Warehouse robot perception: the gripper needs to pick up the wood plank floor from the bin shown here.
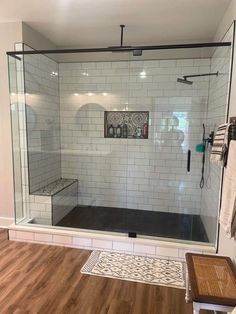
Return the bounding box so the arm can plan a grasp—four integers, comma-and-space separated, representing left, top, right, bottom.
0, 229, 214, 314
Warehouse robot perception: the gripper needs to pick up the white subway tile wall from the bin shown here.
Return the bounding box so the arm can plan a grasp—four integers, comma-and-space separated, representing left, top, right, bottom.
59, 59, 210, 214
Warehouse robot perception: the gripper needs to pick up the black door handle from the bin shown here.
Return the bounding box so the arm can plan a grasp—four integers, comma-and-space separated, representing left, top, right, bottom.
187, 149, 191, 172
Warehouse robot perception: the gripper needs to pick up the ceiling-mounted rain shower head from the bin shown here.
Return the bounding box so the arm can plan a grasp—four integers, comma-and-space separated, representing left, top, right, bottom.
109, 25, 143, 56
108, 25, 131, 52
177, 77, 193, 85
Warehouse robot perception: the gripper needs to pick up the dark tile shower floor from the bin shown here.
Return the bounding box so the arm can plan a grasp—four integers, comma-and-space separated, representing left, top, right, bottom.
57, 206, 209, 242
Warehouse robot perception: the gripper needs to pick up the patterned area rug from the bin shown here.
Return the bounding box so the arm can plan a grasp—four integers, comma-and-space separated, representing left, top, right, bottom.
81, 251, 186, 289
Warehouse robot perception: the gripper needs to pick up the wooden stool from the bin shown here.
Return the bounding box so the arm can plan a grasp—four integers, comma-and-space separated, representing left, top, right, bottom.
185, 253, 236, 314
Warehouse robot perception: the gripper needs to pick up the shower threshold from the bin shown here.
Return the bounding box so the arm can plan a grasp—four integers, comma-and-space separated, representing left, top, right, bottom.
56, 206, 209, 243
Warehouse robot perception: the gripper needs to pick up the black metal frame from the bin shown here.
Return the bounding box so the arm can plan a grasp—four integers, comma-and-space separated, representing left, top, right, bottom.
6, 41, 231, 57
120, 24, 125, 47
183, 72, 219, 80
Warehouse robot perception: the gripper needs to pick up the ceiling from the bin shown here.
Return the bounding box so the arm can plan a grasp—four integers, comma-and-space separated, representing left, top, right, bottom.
0, 0, 231, 47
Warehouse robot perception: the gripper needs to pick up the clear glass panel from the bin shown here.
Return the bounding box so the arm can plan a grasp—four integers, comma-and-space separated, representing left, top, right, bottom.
23, 47, 60, 195
9, 43, 232, 246
201, 41, 232, 243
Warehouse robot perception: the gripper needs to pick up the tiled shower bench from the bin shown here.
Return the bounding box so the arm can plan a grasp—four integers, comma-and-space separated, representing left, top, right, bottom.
29, 178, 78, 225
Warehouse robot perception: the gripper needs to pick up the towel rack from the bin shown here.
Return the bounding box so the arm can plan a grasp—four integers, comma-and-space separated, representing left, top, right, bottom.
229, 117, 236, 142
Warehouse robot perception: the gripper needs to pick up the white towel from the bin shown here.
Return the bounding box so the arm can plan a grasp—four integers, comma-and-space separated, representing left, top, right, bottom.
210, 123, 230, 166
219, 140, 236, 238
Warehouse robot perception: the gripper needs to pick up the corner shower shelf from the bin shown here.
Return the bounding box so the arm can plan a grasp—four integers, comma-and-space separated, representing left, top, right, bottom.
30, 178, 78, 226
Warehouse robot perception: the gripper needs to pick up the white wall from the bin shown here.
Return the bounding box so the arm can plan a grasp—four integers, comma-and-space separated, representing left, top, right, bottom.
214, 0, 236, 264
214, 0, 236, 41
0, 22, 23, 225
22, 22, 57, 51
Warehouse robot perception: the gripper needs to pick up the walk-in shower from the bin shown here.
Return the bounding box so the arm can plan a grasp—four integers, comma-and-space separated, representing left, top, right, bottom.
7, 35, 233, 247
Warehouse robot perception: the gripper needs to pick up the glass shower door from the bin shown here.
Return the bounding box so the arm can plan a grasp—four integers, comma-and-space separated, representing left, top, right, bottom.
125, 56, 210, 242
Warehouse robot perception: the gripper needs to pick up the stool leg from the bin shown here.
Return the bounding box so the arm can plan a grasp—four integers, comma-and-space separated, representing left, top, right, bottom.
193, 302, 200, 314
185, 270, 190, 302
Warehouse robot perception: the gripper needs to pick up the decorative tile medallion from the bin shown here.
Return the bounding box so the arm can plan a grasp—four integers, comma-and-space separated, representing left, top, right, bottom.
81, 251, 186, 289
104, 111, 149, 139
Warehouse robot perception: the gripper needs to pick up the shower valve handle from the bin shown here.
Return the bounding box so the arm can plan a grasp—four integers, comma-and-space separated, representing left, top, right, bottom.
187, 149, 191, 172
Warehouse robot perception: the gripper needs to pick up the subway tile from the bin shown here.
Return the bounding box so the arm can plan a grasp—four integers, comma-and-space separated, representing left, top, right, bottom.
134, 244, 156, 255
73, 237, 92, 247
113, 241, 134, 252
178, 249, 202, 259
16, 231, 34, 241
53, 235, 72, 245
155, 246, 179, 258
8, 230, 16, 239
34, 233, 53, 243
92, 239, 112, 249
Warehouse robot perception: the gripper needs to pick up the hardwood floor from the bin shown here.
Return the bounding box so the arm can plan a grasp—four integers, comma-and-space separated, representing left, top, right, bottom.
0, 229, 213, 314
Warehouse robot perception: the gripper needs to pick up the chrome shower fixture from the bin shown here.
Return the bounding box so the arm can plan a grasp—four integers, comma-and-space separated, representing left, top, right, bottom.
177, 71, 219, 85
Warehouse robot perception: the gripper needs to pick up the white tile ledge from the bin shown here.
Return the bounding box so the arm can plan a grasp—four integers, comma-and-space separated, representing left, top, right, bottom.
8, 223, 216, 255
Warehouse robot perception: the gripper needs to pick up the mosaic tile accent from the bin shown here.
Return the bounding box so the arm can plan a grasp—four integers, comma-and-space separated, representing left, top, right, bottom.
81, 250, 186, 289
33, 178, 78, 196
104, 111, 149, 139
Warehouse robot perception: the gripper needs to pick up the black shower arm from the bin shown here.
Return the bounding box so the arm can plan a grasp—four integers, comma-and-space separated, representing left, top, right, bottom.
183, 72, 219, 80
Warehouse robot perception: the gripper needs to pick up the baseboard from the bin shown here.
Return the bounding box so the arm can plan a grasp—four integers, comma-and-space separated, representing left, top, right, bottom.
0, 217, 14, 228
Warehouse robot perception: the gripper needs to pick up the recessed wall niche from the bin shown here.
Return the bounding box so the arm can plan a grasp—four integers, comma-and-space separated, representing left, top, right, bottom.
104, 111, 149, 139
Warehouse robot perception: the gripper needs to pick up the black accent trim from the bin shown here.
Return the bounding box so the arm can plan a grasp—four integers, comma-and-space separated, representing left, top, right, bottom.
8, 54, 21, 61
187, 150, 191, 172
120, 24, 125, 47
6, 42, 231, 56
128, 232, 137, 238
183, 72, 218, 80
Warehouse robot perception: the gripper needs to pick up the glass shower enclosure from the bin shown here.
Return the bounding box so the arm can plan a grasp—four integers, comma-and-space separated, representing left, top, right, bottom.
8, 39, 233, 247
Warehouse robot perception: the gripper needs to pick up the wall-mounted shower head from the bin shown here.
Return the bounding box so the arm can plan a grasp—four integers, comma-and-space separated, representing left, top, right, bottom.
177, 77, 193, 85
177, 71, 219, 85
